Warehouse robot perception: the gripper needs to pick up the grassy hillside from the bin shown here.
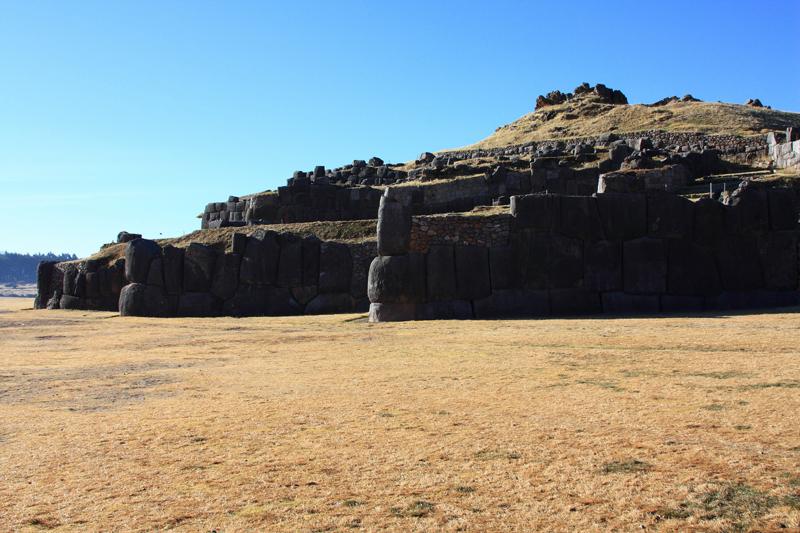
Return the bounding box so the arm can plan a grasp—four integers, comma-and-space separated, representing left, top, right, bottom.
456, 96, 800, 150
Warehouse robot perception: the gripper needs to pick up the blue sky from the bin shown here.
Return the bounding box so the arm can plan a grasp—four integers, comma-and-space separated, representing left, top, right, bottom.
1, 0, 798, 257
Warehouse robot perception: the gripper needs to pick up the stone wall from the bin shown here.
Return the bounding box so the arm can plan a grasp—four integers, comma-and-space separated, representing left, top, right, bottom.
36, 233, 377, 317
440, 130, 769, 161
368, 187, 800, 321
768, 130, 800, 169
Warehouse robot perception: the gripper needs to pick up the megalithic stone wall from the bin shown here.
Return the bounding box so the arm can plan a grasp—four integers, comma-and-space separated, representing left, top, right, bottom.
36, 232, 377, 317
367, 188, 800, 321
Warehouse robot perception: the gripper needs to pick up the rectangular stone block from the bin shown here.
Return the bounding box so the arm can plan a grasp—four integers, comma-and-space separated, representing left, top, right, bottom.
549, 288, 601, 315
584, 240, 622, 292
623, 238, 666, 294
427, 245, 456, 301
601, 292, 660, 314
455, 245, 490, 301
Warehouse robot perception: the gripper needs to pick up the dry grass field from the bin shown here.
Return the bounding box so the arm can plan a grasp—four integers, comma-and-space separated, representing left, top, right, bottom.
2, 297, 800, 532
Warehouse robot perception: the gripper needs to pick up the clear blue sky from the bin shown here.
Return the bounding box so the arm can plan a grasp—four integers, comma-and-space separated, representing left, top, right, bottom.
1, 0, 798, 257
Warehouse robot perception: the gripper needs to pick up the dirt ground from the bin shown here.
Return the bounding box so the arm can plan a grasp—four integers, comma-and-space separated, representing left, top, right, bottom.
1, 297, 799, 532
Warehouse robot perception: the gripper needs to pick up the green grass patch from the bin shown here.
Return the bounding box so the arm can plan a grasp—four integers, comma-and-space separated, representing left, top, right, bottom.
601, 459, 651, 474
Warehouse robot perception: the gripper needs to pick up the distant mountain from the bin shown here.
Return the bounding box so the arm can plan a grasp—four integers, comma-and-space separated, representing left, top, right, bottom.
0, 252, 77, 284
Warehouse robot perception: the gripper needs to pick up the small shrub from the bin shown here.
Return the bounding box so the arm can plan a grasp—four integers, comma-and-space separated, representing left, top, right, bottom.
602, 459, 651, 474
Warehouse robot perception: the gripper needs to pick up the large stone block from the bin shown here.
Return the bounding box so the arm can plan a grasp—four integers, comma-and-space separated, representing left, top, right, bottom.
239, 231, 280, 285
377, 195, 411, 255
758, 231, 798, 290
368, 302, 417, 322
725, 187, 769, 234
301, 236, 321, 286
162, 245, 184, 295
510, 193, 560, 231
455, 245, 491, 301
714, 236, 763, 291
768, 188, 798, 230
146, 258, 164, 287
277, 233, 303, 287
265, 287, 302, 316
319, 242, 353, 293
549, 289, 601, 315
666, 239, 720, 296
368, 254, 426, 304
416, 300, 473, 320
693, 198, 725, 245
660, 295, 705, 313
124, 238, 161, 283
34, 261, 56, 309
304, 293, 355, 315
426, 245, 456, 301
522, 232, 583, 290
549, 234, 584, 288
177, 292, 220, 317
596, 193, 646, 241
601, 292, 660, 314
183, 243, 217, 292
623, 238, 666, 294
60, 294, 82, 310
647, 192, 694, 239
489, 246, 517, 290
558, 195, 605, 241
473, 289, 549, 318
223, 285, 268, 316
211, 253, 241, 300
118, 283, 169, 317
584, 240, 622, 292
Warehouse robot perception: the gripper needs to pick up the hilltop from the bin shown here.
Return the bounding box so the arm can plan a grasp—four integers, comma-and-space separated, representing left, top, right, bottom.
458, 83, 800, 150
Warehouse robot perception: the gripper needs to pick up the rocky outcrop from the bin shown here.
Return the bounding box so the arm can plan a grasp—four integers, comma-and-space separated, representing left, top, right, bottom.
535, 83, 627, 110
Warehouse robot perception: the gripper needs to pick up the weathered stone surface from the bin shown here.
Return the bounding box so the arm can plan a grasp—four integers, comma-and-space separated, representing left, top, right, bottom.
291, 285, 318, 306
319, 242, 353, 293
301, 236, 321, 286
623, 238, 666, 294
60, 294, 82, 310
84, 272, 101, 299
34, 261, 56, 309
239, 231, 280, 285
183, 243, 216, 292
714, 236, 763, 291
510, 194, 560, 231
426, 245, 456, 301
377, 195, 411, 255
758, 231, 798, 290
455, 245, 490, 300
265, 287, 302, 316
473, 289, 549, 318
660, 295, 705, 312
601, 292, 660, 314
725, 187, 769, 234
549, 289, 601, 315
146, 258, 164, 287
124, 239, 161, 283
706, 290, 798, 311
368, 254, 426, 304
305, 293, 354, 315
768, 189, 797, 230
211, 253, 241, 300
231, 232, 248, 255
162, 245, 184, 295
667, 240, 720, 296
647, 193, 694, 238
74, 272, 86, 298
596, 193, 646, 241
223, 285, 268, 316
693, 198, 725, 245
62, 265, 78, 296
368, 302, 417, 322
416, 300, 473, 320
558, 195, 605, 241
177, 292, 220, 317
117, 231, 142, 243
522, 232, 583, 290
118, 283, 169, 317
488, 246, 516, 290
584, 240, 622, 292
277, 233, 303, 287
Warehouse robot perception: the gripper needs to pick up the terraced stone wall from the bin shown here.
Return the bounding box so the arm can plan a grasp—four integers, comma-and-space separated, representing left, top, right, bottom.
368, 187, 800, 321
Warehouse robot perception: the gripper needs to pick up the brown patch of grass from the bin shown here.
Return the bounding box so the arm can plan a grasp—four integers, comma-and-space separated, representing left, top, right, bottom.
455, 98, 800, 150
2, 298, 800, 530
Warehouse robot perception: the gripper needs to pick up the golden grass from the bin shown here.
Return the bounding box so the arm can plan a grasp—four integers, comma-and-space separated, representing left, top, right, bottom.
85, 219, 379, 265
455, 100, 800, 151
2, 297, 800, 532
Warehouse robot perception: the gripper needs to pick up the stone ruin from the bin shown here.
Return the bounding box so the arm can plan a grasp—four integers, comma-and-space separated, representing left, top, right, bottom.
34, 87, 800, 321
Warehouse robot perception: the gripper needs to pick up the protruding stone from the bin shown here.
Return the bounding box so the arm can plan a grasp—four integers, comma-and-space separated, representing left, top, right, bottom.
377, 194, 411, 256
